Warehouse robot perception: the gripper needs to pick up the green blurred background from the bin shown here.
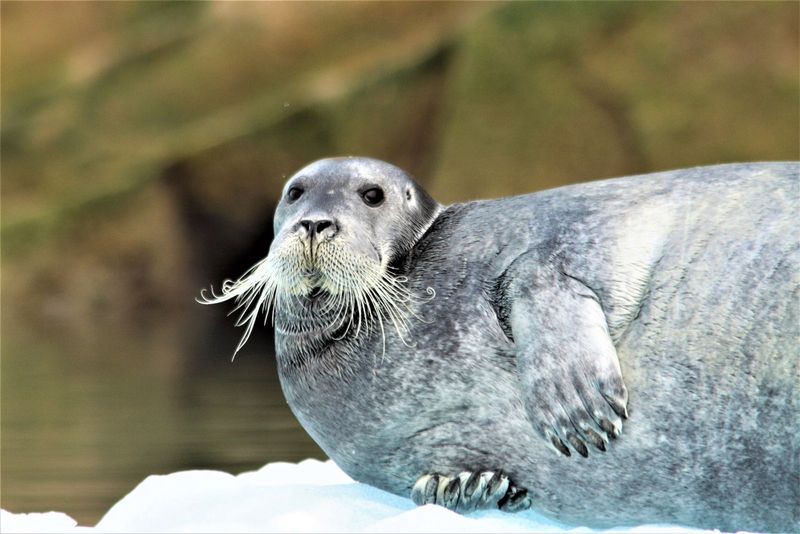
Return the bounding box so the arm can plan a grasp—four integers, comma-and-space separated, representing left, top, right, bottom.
2, 1, 798, 525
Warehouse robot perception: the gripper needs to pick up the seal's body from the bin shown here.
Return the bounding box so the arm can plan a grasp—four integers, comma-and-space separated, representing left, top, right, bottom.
204, 160, 798, 532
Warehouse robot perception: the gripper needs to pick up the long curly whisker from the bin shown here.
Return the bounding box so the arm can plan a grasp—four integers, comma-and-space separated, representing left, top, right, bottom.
198, 236, 435, 360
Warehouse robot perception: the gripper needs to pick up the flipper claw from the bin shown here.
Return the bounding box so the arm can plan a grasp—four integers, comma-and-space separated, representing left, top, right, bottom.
410, 470, 529, 514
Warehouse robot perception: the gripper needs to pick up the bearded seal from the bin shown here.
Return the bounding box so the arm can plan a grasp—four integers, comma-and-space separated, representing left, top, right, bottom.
200, 158, 799, 532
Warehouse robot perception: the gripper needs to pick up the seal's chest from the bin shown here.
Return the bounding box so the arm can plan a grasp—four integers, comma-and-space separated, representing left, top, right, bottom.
274, 284, 518, 485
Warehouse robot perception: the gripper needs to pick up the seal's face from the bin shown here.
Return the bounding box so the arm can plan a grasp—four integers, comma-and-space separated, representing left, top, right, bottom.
270, 157, 437, 297
199, 157, 440, 354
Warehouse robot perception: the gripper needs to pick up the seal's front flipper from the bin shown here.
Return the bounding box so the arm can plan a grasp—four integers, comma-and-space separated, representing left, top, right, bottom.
410, 471, 531, 513
504, 255, 628, 457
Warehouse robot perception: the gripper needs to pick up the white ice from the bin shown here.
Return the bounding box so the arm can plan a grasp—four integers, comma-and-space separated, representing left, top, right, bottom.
1, 459, 726, 533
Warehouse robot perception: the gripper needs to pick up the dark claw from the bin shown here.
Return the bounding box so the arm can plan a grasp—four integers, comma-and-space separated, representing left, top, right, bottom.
567, 432, 589, 457
462, 471, 481, 499
456, 472, 484, 512
441, 477, 461, 509
600, 418, 620, 439
483, 472, 510, 507
603, 393, 629, 419
411, 474, 440, 506
497, 485, 516, 509
500, 487, 532, 512
485, 472, 504, 496
551, 435, 572, 456
583, 427, 607, 451
424, 474, 440, 504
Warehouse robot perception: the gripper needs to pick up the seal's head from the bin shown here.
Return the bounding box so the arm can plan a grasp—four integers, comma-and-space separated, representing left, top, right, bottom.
199, 157, 440, 354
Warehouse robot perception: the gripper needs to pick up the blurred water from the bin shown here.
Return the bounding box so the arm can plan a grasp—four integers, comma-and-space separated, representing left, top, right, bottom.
0, 315, 324, 525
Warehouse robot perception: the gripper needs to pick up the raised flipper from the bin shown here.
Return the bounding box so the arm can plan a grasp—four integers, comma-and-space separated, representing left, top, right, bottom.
410, 471, 532, 513
503, 252, 629, 457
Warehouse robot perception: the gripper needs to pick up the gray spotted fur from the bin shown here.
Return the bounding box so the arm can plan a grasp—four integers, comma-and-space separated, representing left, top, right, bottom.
261, 159, 798, 531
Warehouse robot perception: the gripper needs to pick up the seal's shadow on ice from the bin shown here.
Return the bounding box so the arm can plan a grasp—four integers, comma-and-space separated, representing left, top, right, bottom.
201, 158, 799, 532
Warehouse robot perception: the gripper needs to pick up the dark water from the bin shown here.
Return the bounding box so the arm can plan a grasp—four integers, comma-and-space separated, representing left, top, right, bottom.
0, 315, 324, 525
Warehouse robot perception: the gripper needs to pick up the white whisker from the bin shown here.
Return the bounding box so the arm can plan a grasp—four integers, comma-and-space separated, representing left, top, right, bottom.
198, 235, 435, 360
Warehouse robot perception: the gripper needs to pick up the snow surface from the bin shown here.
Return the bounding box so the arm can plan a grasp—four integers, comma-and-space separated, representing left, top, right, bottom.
1, 459, 727, 533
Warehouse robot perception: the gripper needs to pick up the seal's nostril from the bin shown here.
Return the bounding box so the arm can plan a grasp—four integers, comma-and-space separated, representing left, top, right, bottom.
299, 220, 312, 233
315, 220, 333, 234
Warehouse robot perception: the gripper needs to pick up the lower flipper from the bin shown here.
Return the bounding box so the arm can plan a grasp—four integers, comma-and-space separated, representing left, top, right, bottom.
410, 471, 532, 513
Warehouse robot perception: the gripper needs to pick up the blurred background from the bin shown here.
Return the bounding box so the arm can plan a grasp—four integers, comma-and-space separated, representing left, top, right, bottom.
2, 1, 798, 525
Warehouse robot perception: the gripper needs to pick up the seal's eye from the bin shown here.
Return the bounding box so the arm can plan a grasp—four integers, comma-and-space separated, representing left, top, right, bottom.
286, 187, 304, 203
361, 187, 384, 207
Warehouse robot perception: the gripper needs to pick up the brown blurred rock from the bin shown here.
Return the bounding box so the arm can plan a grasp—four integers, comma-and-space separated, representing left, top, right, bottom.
431, 2, 800, 201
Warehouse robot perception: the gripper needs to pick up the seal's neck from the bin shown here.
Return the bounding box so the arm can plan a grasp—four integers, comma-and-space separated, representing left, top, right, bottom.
273, 292, 373, 382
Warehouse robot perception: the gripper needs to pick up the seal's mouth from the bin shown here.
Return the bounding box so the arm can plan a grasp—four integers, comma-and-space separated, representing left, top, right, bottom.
198, 233, 433, 358
299, 264, 332, 300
